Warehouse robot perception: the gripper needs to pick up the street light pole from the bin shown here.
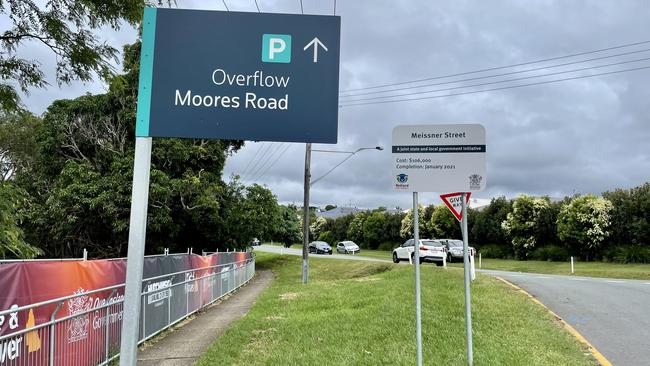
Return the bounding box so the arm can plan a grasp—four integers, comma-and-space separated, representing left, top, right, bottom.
301, 145, 382, 284
302, 143, 312, 284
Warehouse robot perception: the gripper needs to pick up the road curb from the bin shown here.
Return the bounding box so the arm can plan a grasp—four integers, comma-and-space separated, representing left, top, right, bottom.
495, 276, 613, 366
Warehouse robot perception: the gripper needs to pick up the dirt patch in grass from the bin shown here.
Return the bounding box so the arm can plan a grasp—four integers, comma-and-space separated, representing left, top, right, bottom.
279, 292, 299, 300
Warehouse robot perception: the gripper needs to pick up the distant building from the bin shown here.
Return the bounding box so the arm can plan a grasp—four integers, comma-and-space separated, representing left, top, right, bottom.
315, 206, 363, 219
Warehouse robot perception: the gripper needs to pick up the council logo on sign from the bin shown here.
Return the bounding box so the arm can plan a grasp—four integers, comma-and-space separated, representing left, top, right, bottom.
262, 34, 292, 63
469, 174, 482, 190
397, 173, 408, 183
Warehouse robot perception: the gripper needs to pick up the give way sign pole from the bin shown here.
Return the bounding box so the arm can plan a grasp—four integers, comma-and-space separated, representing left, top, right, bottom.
440, 191, 474, 361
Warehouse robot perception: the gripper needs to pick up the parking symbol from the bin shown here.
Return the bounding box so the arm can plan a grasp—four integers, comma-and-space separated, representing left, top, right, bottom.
262, 34, 291, 63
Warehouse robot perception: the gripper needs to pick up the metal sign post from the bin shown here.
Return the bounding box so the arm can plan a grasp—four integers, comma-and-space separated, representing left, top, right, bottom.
461, 193, 474, 365
119, 137, 152, 365
413, 192, 422, 366
392, 124, 485, 366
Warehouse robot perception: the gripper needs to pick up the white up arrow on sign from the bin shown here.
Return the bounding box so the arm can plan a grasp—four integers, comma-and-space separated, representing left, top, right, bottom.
303, 37, 328, 62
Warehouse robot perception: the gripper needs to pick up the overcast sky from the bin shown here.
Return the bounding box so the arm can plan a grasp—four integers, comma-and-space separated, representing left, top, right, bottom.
16, 0, 650, 209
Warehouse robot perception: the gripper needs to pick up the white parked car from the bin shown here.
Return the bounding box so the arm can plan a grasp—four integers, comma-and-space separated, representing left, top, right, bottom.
392, 239, 446, 266
336, 241, 360, 254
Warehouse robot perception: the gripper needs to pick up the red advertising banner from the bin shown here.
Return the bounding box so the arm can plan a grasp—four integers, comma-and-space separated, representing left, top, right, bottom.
0, 251, 252, 365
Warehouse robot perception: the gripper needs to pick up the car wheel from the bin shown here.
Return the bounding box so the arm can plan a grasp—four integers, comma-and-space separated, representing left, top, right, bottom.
447, 254, 453, 263
436, 261, 443, 267
392, 252, 399, 263
345, 250, 349, 254
329, 252, 332, 255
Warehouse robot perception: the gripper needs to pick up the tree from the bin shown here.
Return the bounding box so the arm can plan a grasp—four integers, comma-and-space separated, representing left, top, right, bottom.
557, 195, 613, 260
0, 111, 40, 181
0, 182, 41, 258
400, 205, 426, 239
310, 216, 327, 240
428, 205, 461, 239
272, 205, 302, 248
329, 214, 354, 242
362, 211, 386, 249
469, 196, 512, 246
0, 0, 146, 111
13, 41, 244, 258
603, 183, 650, 248
324, 204, 337, 211
346, 212, 367, 244
501, 195, 551, 259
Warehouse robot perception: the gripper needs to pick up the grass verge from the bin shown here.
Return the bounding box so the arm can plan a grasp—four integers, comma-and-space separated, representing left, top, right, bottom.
197, 252, 596, 366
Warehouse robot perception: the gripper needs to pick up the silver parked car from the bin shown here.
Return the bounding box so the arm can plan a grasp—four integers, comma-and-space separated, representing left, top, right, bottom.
336, 241, 360, 254
439, 239, 475, 263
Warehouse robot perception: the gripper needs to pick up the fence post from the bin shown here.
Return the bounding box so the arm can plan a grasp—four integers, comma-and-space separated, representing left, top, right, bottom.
479, 253, 482, 269
571, 256, 575, 274
49, 301, 64, 366
83, 248, 88, 260
105, 290, 116, 363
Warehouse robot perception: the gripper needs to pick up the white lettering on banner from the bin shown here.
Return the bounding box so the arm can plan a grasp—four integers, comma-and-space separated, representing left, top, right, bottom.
268, 38, 286, 60
185, 272, 197, 293
0, 337, 22, 362
211, 69, 290, 88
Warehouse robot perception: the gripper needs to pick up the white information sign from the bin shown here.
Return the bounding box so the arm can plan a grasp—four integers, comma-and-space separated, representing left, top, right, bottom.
392, 124, 486, 192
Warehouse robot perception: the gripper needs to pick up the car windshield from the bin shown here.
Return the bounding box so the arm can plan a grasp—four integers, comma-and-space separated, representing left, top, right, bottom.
421, 240, 442, 246
344, 242, 356, 247
448, 240, 463, 247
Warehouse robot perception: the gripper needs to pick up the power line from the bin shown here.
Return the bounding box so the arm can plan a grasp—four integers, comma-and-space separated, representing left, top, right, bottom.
254, 0, 261, 12
242, 142, 274, 180
252, 143, 294, 181
221, 0, 229, 11
333, 0, 337, 15
245, 143, 285, 181
239, 142, 266, 179
338, 65, 650, 107
300, 0, 304, 14
340, 56, 650, 103
339, 40, 650, 93
339, 48, 650, 98
249, 143, 287, 182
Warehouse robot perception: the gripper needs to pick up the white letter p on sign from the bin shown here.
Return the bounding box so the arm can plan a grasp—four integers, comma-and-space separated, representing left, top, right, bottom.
269, 38, 286, 59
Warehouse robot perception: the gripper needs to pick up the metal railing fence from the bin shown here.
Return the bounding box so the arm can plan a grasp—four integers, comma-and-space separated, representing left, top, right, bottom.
0, 255, 255, 366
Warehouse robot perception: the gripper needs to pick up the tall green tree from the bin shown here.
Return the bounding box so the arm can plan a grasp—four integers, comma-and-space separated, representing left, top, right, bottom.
469, 196, 512, 246
0, 182, 41, 258
501, 195, 551, 259
0, 0, 147, 111
428, 204, 461, 239
400, 205, 425, 240
603, 183, 650, 247
346, 212, 367, 244
0, 111, 40, 181
271, 205, 302, 248
557, 195, 613, 260
14, 41, 244, 258
362, 211, 386, 249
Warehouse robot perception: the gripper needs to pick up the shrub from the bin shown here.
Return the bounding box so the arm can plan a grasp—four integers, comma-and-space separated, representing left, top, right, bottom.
532, 245, 569, 261
378, 241, 398, 251
604, 246, 650, 264
478, 244, 512, 259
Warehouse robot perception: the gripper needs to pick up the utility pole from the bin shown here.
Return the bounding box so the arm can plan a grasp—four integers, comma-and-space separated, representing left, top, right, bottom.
302, 143, 312, 284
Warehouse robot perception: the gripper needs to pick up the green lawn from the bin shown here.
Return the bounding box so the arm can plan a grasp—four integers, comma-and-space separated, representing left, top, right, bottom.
457, 258, 650, 280
197, 252, 596, 366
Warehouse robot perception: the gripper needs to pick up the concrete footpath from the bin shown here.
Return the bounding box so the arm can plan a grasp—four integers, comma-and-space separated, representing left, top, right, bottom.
137, 270, 274, 366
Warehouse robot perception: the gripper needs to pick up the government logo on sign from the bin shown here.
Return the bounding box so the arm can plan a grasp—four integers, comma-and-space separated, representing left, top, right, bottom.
397, 173, 408, 183
261, 34, 292, 63
469, 174, 482, 190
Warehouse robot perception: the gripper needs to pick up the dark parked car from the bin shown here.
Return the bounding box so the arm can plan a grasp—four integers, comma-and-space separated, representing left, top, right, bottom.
309, 241, 333, 254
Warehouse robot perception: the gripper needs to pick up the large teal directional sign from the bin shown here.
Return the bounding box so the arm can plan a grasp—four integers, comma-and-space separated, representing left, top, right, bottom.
136, 8, 340, 143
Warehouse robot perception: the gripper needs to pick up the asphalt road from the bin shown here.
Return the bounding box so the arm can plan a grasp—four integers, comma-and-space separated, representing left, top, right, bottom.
254, 244, 391, 262
256, 245, 650, 365
484, 270, 650, 366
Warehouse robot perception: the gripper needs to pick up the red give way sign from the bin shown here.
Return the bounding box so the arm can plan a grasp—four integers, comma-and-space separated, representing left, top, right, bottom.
440, 192, 471, 221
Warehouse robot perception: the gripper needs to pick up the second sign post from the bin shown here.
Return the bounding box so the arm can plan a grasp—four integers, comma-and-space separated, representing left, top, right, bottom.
392, 124, 486, 366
